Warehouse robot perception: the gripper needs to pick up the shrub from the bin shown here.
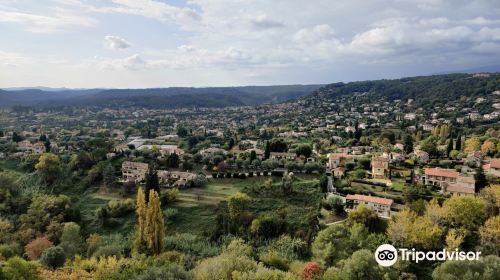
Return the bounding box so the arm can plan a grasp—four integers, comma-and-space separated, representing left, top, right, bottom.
260, 250, 289, 271
248, 172, 254, 177
25, 236, 53, 260
0, 243, 22, 260
40, 246, 66, 269
161, 188, 179, 205
92, 245, 123, 258
2, 256, 41, 280
226, 173, 232, 178
301, 262, 322, 280
107, 199, 135, 217
164, 208, 179, 220
133, 264, 192, 280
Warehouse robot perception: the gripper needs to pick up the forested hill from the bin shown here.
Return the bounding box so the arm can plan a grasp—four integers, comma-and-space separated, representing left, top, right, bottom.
303, 73, 500, 110
0, 85, 322, 108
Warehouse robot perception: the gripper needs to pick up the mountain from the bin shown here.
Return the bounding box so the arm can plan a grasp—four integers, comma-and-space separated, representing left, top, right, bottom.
0, 85, 322, 108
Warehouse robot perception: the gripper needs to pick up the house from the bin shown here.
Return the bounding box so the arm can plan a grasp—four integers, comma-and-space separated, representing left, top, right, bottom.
243, 148, 265, 160
200, 147, 227, 156
17, 140, 46, 155
327, 153, 351, 169
122, 161, 149, 182
158, 170, 196, 187
488, 159, 500, 177
423, 168, 476, 194
345, 194, 393, 218
270, 152, 296, 160
466, 151, 483, 167
413, 150, 429, 163
371, 157, 390, 179
332, 167, 345, 179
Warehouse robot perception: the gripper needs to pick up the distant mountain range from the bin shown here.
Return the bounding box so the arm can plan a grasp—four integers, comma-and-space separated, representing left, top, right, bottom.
0, 85, 322, 108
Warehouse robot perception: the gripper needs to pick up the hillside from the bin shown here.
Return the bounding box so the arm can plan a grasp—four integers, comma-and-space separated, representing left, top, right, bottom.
0, 84, 322, 108
303, 73, 500, 113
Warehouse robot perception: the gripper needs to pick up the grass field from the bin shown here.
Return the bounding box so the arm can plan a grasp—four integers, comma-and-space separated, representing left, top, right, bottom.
74, 174, 322, 237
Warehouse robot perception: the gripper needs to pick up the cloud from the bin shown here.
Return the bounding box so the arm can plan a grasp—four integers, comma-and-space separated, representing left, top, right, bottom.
293, 24, 336, 44
250, 15, 285, 30
98, 0, 200, 27
0, 8, 96, 32
104, 35, 131, 50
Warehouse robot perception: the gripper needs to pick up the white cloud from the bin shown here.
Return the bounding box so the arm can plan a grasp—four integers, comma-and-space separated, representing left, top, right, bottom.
104, 35, 131, 50
0, 8, 96, 32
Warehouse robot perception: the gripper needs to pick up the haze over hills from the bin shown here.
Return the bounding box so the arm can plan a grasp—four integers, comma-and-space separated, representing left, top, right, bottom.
0, 85, 322, 108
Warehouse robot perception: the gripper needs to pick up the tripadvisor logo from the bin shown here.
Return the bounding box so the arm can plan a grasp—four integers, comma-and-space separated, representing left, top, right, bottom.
375, 244, 482, 267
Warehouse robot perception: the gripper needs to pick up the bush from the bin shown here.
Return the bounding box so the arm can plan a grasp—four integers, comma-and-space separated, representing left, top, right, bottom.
259, 250, 289, 271
164, 208, 179, 220
2, 256, 40, 280
92, 245, 123, 258
161, 188, 179, 205
0, 243, 22, 259
226, 173, 232, 178
107, 199, 135, 217
40, 246, 66, 269
133, 264, 192, 280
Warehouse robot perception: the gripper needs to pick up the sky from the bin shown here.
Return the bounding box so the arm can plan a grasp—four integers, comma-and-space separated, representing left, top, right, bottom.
1, 0, 500, 88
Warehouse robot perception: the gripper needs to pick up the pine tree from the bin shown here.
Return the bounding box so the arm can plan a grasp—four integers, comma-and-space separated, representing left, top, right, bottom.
133, 187, 148, 254
145, 190, 165, 255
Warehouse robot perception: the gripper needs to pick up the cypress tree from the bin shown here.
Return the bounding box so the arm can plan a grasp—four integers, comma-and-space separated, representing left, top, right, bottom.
144, 167, 159, 203
474, 166, 488, 193
264, 141, 270, 160
145, 190, 165, 255
455, 133, 462, 151
446, 138, 454, 158
133, 187, 147, 254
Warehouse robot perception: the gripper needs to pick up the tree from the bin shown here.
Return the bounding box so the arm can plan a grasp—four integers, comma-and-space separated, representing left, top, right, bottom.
12, 131, 23, 142
59, 222, 83, 259
296, 145, 313, 158
301, 262, 322, 280
319, 175, 328, 193
446, 138, 454, 158
176, 126, 188, 137
481, 141, 496, 156
464, 137, 481, 154
39, 246, 66, 269
35, 153, 61, 184
455, 133, 462, 151
479, 216, 500, 255
133, 187, 148, 254
25, 237, 53, 260
166, 153, 180, 168
103, 164, 116, 187
281, 172, 294, 194
404, 134, 414, 154
432, 255, 500, 280
442, 196, 486, 237
475, 166, 488, 192
145, 190, 165, 255
327, 249, 383, 280
347, 204, 382, 233
192, 174, 208, 188
264, 141, 270, 160
144, 167, 159, 203
311, 224, 349, 266
269, 139, 288, 152
1, 256, 41, 280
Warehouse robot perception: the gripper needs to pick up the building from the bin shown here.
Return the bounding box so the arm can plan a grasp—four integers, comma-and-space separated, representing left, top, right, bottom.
371, 157, 390, 179
487, 159, 500, 177
158, 170, 196, 187
424, 168, 476, 195
327, 153, 350, 169
270, 152, 296, 160
345, 194, 393, 218
122, 161, 149, 182
17, 140, 46, 155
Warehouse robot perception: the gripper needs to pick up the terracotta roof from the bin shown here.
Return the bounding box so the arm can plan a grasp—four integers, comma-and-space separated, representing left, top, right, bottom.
346, 194, 393, 206
425, 168, 459, 178
446, 184, 475, 194
372, 156, 390, 162
329, 153, 350, 159
491, 159, 500, 169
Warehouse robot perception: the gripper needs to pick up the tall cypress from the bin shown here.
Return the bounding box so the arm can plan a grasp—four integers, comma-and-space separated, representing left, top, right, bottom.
264, 141, 270, 160
133, 187, 147, 254
145, 190, 165, 255
455, 133, 462, 151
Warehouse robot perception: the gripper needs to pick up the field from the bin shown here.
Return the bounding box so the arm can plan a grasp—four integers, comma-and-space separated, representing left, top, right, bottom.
75, 175, 323, 238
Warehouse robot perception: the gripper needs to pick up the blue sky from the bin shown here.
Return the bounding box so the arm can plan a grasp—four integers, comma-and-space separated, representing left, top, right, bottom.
1, 0, 500, 88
